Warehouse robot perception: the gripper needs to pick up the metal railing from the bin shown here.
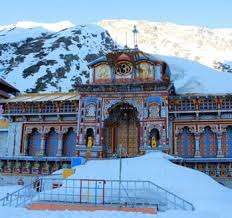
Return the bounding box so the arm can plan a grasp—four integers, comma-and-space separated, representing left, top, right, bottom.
0, 178, 194, 211
0, 179, 41, 207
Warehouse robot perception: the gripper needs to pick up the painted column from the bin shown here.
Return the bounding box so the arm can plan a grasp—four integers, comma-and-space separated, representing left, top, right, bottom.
57, 131, 64, 157
174, 134, 178, 155
22, 133, 28, 155
216, 133, 224, 157
194, 132, 201, 157
76, 98, 82, 145
39, 132, 46, 156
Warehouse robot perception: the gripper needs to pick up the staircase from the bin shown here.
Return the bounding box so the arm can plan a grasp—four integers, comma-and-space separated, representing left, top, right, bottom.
0, 178, 194, 212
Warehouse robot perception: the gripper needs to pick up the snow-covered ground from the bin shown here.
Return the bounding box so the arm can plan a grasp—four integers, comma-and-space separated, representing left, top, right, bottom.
69, 152, 232, 218
0, 152, 231, 218
0, 207, 218, 218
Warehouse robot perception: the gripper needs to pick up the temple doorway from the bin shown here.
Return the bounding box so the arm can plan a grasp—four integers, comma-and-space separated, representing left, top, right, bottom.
86, 128, 94, 149
104, 102, 140, 157
149, 128, 160, 149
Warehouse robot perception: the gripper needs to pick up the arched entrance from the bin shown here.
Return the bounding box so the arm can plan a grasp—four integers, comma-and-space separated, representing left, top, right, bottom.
86, 128, 94, 149
104, 102, 140, 157
149, 128, 160, 149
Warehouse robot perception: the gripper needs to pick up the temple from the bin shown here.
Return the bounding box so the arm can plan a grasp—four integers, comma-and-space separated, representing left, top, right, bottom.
0, 48, 232, 179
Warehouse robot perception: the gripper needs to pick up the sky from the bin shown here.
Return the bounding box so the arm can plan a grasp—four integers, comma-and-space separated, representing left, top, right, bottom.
0, 0, 232, 28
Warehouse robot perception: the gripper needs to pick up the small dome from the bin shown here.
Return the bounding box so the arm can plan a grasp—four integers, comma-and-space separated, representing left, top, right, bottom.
116, 53, 131, 62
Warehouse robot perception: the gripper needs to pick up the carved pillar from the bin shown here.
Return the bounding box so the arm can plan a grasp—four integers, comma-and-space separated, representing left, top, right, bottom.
39, 132, 46, 156
57, 131, 64, 157
216, 133, 224, 157
174, 133, 178, 155
194, 132, 201, 157
22, 133, 28, 155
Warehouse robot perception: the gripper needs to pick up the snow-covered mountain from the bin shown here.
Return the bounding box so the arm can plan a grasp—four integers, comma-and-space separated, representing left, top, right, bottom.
100, 19, 232, 70
0, 19, 232, 94
0, 21, 116, 92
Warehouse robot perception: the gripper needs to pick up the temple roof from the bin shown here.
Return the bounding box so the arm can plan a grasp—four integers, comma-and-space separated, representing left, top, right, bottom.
1, 92, 79, 103
0, 78, 20, 98
89, 48, 166, 67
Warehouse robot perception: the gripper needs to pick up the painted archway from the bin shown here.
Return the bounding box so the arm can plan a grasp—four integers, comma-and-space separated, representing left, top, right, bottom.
103, 102, 140, 157
45, 127, 58, 156
27, 128, 41, 156
177, 127, 195, 157
149, 128, 160, 149
199, 126, 217, 157
222, 126, 232, 157
85, 128, 94, 149
63, 128, 76, 156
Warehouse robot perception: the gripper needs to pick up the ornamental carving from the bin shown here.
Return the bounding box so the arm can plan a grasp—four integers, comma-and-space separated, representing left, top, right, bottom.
115, 61, 133, 76
62, 126, 77, 133
174, 125, 196, 136
24, 126, 43, 134
85, 104, 96, 118
198, 124, 218, 133
148, 104, 160, 118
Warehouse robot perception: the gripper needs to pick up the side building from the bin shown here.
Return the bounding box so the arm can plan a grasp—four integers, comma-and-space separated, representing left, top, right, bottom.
0, 78, 19, 162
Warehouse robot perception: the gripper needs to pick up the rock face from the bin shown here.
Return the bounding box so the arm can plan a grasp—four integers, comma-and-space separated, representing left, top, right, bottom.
0, 23, 116, 92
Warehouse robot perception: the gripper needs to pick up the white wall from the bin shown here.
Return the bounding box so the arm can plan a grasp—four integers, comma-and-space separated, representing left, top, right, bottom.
0, 130, 8, 156
7, 122, 23, 156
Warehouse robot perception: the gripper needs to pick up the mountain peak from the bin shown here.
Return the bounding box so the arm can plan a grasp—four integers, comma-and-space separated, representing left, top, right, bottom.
0, 20, 75, 32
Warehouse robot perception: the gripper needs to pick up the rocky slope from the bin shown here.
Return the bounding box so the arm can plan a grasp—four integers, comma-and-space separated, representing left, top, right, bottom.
0, 21, 116, 92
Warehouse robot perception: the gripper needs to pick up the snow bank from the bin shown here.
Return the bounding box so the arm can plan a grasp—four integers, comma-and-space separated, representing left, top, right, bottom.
157, 54, 232, 94
0, 152, 230, 218
69, 152, 232, 218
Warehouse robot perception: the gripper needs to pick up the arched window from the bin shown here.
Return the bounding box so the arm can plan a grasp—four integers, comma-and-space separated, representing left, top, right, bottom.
222, 126, 232, 157
63, 128, 76, 156
177, 127, 195, 157
45, 128, 58, 156
27, 128, 41, 156
200, 126, 217, 157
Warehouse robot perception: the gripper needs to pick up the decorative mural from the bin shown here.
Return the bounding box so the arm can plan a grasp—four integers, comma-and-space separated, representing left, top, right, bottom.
95, 64, 111, 82
137, 62, 153, 80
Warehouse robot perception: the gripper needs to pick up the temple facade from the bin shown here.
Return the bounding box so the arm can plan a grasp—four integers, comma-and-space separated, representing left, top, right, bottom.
0, 48, 232, 179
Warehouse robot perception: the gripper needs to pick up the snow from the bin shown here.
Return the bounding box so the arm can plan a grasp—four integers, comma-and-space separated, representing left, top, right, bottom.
0, 185, 22, 199
0, 20, 74, 32
1, 19, 232, 94
100, 19, 232, 69
0, 21, 74, 43
155, 54, 232, 94
15, 21, 75, 32
0, 152, 231, 218
67, 152, 232, 218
